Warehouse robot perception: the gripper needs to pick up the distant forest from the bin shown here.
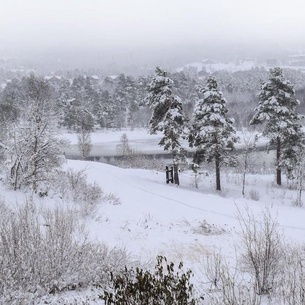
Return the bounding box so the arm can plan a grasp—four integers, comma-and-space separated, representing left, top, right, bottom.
1, 67, 305, 132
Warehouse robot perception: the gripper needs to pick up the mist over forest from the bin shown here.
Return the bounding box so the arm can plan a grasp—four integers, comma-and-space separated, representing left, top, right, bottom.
0, 40, 303, 75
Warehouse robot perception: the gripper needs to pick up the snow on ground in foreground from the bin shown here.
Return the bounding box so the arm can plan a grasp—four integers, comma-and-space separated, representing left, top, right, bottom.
2, 158, 305, 303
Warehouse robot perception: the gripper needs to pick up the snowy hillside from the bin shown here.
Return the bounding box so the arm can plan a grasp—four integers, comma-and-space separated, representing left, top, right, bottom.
2, 157, 305, 303
66, 160, 305, 256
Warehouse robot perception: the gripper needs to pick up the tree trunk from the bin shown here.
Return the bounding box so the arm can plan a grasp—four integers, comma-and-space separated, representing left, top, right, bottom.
242, 171, 246, 196
276, 137, 281, 186
33, 134, 39, 193
242, 153, 247, 196
215, 155, 221, 191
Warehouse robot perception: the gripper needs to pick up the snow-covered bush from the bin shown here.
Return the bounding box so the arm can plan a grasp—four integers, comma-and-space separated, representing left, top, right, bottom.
0, 201, 129, 303
55, 168, 104, 216
192, 220, 225, 236
66, 169, 102, 205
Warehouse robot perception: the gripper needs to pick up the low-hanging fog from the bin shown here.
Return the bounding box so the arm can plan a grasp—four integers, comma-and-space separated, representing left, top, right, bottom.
0, 0, 305, 73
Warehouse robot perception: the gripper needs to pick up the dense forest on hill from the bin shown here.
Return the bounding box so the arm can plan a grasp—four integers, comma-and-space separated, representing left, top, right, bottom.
1, 68, 305, 132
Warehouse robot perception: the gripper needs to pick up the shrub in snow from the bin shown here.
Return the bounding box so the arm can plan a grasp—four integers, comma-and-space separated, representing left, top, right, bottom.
101, 255, 196, 305
204, 253, 260, 305
276, 244, 305, 305
237, 208, 283, 295
0, 201, 129, 302
115, 150, 165, 170
56, 168, 104, 216
66, 168, 102, 205
248, 188, 260, 201
103, 192, 121, 205
53, 168, 121, 215
192, 220, 225, 236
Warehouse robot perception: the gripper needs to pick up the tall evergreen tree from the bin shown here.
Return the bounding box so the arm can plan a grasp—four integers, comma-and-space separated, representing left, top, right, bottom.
250, 67, 304, 185
145, 67, 188, 185
189, 76, 237, 191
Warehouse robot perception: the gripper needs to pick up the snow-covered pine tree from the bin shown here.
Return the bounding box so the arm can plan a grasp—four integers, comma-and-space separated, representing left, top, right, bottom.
250, 67, 304, 185
145, 67, 188, 185
189, 76, 237, 191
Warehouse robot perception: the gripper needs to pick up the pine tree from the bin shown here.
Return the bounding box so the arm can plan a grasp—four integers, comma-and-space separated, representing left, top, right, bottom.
146, 67, 188, 185
250, 67, 304, 185
189, 76, 237, 191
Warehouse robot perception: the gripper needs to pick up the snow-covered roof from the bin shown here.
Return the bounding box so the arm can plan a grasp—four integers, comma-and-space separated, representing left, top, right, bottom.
89, 75, 99, 80
45, 76, 62, 81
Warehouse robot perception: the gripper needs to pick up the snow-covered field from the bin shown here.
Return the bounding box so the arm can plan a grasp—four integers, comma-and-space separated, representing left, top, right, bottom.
62, 129, 166, 158
2, 129, 305, 304
65, 159, 305, 259
61, 128, 269, 158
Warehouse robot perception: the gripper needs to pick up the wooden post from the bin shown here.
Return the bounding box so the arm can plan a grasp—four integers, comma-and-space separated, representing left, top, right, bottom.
215, 155, 221, 191
166, 166, 174, 184
173, 163, 180, 186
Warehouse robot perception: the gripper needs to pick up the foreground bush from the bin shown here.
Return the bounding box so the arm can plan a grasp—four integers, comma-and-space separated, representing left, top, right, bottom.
204, 253, 260, 305
0, 201, 128, 303
238, 208, 283, 295
101, 255, 196, 305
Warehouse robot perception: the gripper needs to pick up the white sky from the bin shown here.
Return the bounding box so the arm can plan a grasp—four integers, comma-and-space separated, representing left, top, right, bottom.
0, 0, 304, 50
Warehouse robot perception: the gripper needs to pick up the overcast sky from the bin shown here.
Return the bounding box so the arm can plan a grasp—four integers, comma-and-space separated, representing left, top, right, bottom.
0, 0, 304, 54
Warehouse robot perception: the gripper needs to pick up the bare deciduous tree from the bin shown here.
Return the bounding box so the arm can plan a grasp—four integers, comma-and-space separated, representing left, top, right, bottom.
238, 130, 258, 196
77, 127, 92, 160
4, 75, 67, 192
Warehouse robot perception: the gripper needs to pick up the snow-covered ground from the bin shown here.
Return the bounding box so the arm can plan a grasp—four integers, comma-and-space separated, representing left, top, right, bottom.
66, 159, 305, 257
61, 128, 269, 158
62, 129, 166, 158
2, 129, 304, 303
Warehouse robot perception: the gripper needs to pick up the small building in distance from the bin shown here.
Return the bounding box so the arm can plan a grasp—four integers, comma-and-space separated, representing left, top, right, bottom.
288, 54, 305, 67
45, 75, 62, 86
